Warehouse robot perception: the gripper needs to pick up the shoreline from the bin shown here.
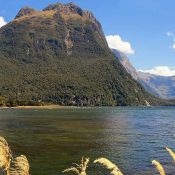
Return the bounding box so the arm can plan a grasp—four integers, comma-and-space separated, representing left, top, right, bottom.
1, 105, 73, 109
1, 105, 175, 110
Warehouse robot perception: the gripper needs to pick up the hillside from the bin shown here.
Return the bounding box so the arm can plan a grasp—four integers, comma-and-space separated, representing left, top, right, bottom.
0, 2, 166, 106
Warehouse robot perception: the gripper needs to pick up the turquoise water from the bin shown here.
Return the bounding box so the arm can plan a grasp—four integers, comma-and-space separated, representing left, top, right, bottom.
0, 107, 175, 175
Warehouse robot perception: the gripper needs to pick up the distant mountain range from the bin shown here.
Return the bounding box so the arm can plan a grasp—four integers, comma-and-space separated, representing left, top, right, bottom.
0, 2, 165, 106
112, 49, 175, 99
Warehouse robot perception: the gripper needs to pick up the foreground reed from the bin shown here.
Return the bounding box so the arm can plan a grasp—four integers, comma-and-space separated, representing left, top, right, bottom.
63, 157, 89, 175
152, 160, 165, 175
9, 155, 30, 175
166, 147, 175, 161
1, 136, 175, 175
0, 136, 11, 175
0, 136, 29, 175
64, 147, 175, 175
94, 158, 124, 175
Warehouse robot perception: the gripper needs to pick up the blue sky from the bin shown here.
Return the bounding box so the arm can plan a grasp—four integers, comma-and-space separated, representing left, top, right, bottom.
0, 0, 175, 75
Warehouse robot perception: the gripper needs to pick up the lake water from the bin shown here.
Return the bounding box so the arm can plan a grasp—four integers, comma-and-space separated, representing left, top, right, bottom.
0, 107, 175, 175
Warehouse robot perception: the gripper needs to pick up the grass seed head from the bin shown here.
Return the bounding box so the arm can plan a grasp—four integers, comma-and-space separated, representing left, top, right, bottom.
63, 157, 89, 175
10, 155, 30, 175
152, 160, 166, 175
0, 137, 11, 172
94, 158, 124, 175
166, 147, 175, 161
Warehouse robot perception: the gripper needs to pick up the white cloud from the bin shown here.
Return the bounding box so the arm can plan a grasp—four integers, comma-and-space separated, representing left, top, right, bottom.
0, 16, 7, 28
139, 66, 175, 76
106, 35, 135, 55
166, 31, 175, 50
166, 31, 174, 37
172, 43, 175, 49
171, 44, 175, 49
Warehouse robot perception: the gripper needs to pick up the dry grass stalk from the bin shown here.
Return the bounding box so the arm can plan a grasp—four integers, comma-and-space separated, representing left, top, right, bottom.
63, 157, 89, 175
94, 158, 124, 175
166, 147, 175, 161
9, 155, 30, 175
0, 137, 11, 175
152, 160, 166, 175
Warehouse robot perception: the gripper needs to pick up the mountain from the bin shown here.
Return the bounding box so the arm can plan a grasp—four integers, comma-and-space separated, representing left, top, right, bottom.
138, 72, 175, 99
0, 2, 166, 106
112, 49, 175, 99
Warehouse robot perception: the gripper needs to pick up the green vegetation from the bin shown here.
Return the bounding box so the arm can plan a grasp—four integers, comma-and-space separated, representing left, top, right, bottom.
0, 3, 172, 106
0, 96, 52, 107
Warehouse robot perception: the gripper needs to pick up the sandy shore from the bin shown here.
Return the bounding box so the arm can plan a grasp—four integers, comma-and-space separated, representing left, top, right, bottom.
1, 105, 73, 109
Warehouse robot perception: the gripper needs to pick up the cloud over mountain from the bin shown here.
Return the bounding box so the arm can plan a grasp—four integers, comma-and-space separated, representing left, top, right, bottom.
0, 16, 7, 28
106, 35, 135, 55
139, 66, 175, 76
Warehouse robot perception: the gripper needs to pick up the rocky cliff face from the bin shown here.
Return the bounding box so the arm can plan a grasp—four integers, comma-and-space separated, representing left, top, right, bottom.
0, 2, 164, 106
15, 7, 37, 19
112, 49, 138, 80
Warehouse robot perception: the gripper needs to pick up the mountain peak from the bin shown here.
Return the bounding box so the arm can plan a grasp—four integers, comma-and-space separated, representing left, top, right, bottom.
43, 2, 84, 16
15, 3, 98, 25
15, 7, 37, 19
